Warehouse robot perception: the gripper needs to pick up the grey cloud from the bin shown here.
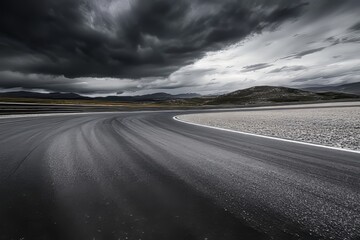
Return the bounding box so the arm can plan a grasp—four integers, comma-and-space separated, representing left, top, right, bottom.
291, 69, 360, 83
326, 36, 360, 45
269, 65, 307, 73
0, 0, 359, 94
242, 63, 273, 72
349, 21, 360, 31
0, 71, 139, 94
282, 47, 326, 60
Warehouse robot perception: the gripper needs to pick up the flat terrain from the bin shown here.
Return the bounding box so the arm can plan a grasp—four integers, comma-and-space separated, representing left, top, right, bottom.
0, 103, 359, 239
0, 102, 188, 115
178, 102, 360, 151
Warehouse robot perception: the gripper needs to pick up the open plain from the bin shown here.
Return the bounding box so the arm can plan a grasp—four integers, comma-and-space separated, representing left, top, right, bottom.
178, 102, 360, 151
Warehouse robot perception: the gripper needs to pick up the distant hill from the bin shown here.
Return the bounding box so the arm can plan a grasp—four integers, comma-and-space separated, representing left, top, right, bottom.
98, 92, 201, 102
173, 93, 201, 99
0, 91, 201, 102
1, 87, 357, 105
209, 86, 359, 105
303, 82, 360, 95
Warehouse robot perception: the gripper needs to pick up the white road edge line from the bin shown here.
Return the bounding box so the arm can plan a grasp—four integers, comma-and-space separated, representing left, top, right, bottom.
173, 116, 360, 154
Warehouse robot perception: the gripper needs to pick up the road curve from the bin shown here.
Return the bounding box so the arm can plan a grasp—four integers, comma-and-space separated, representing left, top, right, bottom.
0, 110, 359, 240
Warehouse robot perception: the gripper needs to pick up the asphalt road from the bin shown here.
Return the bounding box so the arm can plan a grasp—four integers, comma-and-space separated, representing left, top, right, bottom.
0, 110, 359, 240
0, 102, 128, 115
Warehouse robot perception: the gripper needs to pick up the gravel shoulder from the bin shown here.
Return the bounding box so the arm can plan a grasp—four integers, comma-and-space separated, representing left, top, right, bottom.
178, 103, 360, 151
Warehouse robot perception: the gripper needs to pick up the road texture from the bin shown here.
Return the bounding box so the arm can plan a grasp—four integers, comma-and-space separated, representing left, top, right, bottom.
0, 102, 127, 115
0, 108, 359, 239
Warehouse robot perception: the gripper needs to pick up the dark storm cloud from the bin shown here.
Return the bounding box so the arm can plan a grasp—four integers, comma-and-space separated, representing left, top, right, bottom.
0, 71, 84, 93
242, 63, 273, 72
0, 71, 140, 94
2, 0, 359, 94
0, 0, 309, 82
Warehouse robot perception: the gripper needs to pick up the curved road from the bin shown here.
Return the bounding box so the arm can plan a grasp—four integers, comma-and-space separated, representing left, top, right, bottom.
0, 110, 359, 239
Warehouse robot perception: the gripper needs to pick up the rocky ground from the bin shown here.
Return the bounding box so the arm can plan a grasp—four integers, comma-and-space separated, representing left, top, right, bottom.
178, 103, 360, 151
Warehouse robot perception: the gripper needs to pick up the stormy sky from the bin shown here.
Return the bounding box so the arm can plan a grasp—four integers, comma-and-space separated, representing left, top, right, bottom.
0, 0, 359, 95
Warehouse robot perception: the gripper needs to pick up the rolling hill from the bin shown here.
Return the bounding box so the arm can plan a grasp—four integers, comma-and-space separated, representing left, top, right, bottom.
208, 86, 359, 105
0, 86, 358, 106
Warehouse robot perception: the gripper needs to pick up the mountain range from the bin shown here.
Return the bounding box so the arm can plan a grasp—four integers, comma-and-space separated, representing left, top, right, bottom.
0, 83, 359, 105
0, 91, 201, 102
